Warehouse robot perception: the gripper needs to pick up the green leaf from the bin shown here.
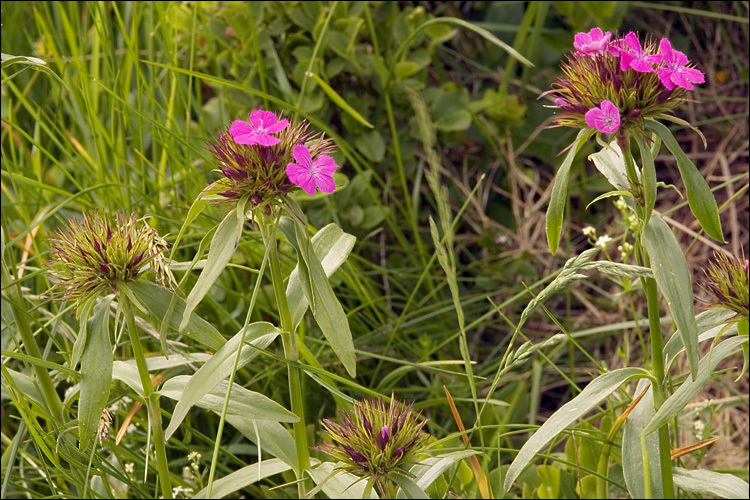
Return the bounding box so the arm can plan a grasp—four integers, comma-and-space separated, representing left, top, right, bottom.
308, 461, 379, 499
192, 459, 292, 499
405, 450, 480, 493
160, 375, 297, 422
644, 215, 699, 378
285, 222, 356, 328
355, 130, 386, 163
126, 281, 226, 351
641, 335, 746, 438
673, 467, 750, 499
622, 379, 663, 499
78, 295, 114, 452
537, 465, 561, 499
546, 129, 594, 254
503, 367, 649, 494
70, 299, 95, 369
307, 71, 374, 128
1, 53, 67, 88
645, 120, 724, 242
2, 368, 44, 407
179, 199, 247, 332
164, 322, 280, 440
633, 134, 656, 224
392, 472, 429, 499
294, 221, 356, 377
663, 309, 736, 370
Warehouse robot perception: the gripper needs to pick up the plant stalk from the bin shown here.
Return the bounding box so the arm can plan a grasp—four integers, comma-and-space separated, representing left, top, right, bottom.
263, 217, 310, 497
121, 294, 172, 499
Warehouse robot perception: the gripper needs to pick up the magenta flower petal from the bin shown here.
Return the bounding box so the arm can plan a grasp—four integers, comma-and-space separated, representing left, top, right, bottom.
619, 32, 660, 73
657, 37, 704, 90
573, 27, 611, 56
249, 110, 279, 128
585, 100, 620, 134
292, 145, 313, 166
265, 119, 290, 134
316, 174, 336, 193
253, 134, 281, 146
229, 110, 288, 146
286, 145, 338, 195
315, 155, 338, 176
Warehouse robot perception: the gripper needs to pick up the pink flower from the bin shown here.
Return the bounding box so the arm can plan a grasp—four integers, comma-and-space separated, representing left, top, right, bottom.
286, 145, 338, 195
573, 28, 611, 56
656, 38, 705, 90
619, 32, 661, 73
229, 110, 289, 146
585, 100, 620, 134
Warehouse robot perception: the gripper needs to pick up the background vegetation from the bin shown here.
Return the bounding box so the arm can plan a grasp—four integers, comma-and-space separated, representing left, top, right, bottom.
2, 1, 747, 498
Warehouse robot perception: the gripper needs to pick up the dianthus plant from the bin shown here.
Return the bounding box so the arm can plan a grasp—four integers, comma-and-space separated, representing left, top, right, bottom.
162, 109, 357, 498
500, 30, 748, 499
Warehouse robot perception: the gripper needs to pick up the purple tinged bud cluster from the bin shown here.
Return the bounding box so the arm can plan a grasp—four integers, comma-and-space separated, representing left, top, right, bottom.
46, 211, 173, 309
316, 395, 430, 497
700, 252, 749, 320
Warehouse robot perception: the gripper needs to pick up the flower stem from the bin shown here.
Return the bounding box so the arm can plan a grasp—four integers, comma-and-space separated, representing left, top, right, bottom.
640, 252, 676, 499
262, 215, 310, 497
121, 294, 172, 499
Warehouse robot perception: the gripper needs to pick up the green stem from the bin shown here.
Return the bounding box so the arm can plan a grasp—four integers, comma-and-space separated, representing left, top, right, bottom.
263, 216, 310, 497
2, 263, 64, 426
121, 294, 172, 499
641, 257, 675, 499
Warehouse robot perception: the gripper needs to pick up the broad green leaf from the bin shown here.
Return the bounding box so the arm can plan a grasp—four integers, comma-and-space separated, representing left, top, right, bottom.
112, 354, 213, 397
126, 281, 226, 351
503, 367, 649, 494
285, 222, 356, 328
392, 472, 429, 499
307, 71, 374, 128
294, 221, 356, 377
672, 467, 750, 499
622, 379, 663, 499
224, 418, 298, 471
644, 215, 699, 378
70, 299, 95, 369
192, 459, 292, 499
641, 335, 746, 437
308, 461, 379, 499
645, 120, 724, 242
537, 465, 561, 499
179, 199, 247, 332
78, 295, 114, 452
160, 375, 296, 422
546, 129, 594, 254
633, 134, 656, 224
164, 322, 280, 440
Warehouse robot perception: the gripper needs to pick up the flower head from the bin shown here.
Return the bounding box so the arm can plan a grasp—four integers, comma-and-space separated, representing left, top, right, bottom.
317, 395, 430, 497
656, 38, 705, 90
700, 252, 749, 321
207, 110, 338, 208
585, 100, 621, 134
46, 211, 173, 311
542, 31, 702, 138
286, 145, 338, 195
574, 28, 611, 56
229, 110, 289, 146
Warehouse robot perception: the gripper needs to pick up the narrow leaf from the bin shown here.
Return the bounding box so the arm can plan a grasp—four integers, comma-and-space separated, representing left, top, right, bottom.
164, 322, 280, 440
392, 473, 429, 499
127, 281, 226, 351
192, 459, 292, 499
546, 129, 594, 254
644, 215, 699, 378
294, 221, 356, 377
308, 461, 379, 499
503, 367, 649, 494
307, 72, 374, 128
641, 335, 746, 437
78, 295, 114, 452
673, 467, 750, 499
179, 199, 247, 332
645, 120, 724, 242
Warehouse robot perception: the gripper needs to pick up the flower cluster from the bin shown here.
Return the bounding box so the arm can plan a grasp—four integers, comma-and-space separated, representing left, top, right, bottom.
317, 395, 430, 496
46, 211, 173, 309
206, 109, 338, 209
700, 252, 749, 321
542, 29, 705, 136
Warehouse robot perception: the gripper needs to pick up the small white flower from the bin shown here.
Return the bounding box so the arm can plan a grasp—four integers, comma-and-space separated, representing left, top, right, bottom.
582, 226, 596, 238
187, 451, 201, 461
693, 419, 705, 433
595, 235, 613, 249
125, 422, 138, 434
125, 462, 134, 474
614, 197, 628, 211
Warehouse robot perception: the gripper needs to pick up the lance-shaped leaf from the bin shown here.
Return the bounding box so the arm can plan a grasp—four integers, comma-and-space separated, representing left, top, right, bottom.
645, 120, 723, 242
78, 295, 114, 452
546, 129, 595, 254
644, 215, 699, 378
